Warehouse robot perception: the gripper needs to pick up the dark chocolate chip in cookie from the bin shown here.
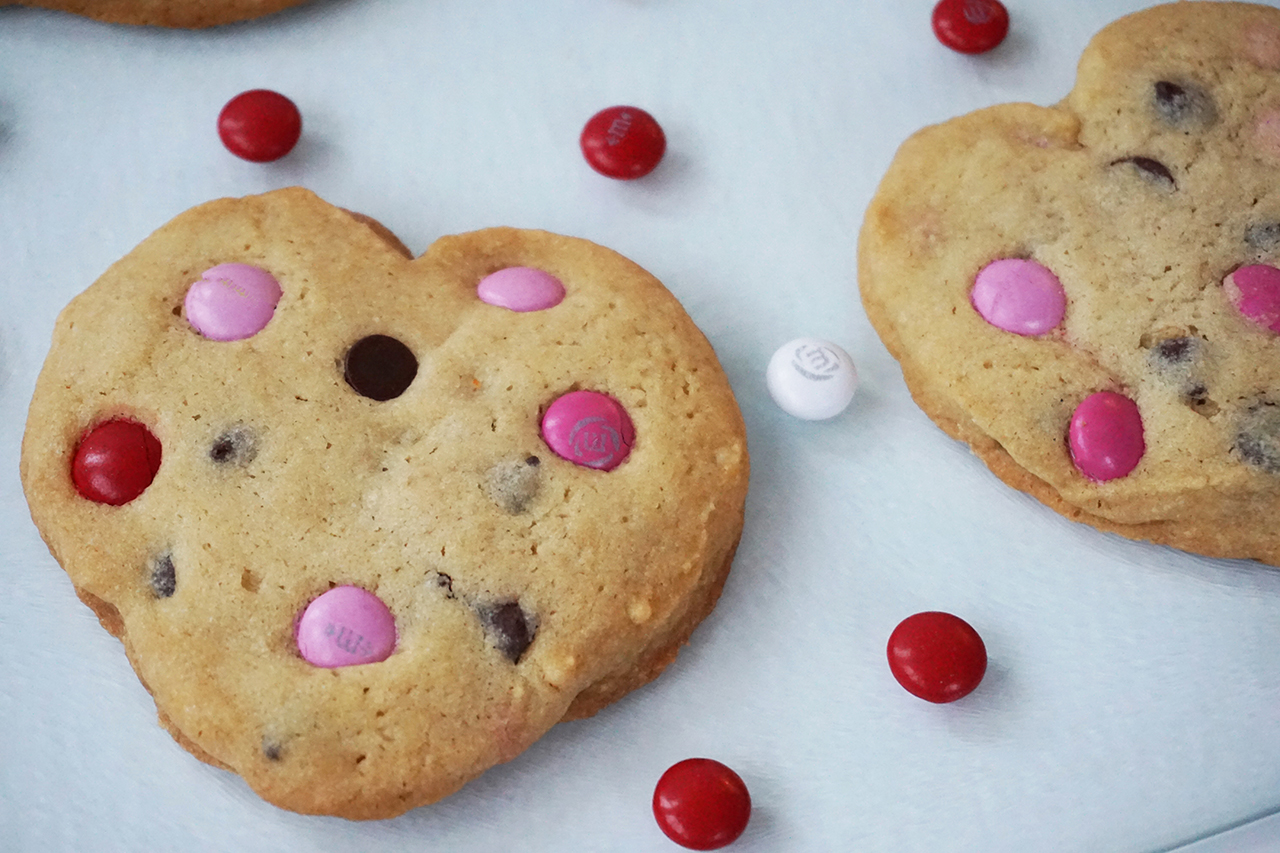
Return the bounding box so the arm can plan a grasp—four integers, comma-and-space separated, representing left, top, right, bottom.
210, 424, 259, 466
1246, 222, 1280, 255
1111, 156, 1176, 189
477, 600, 535, 663
262, 737, 283, 761
344, 334, 418, 401
1150, 335, 1198, 365
150, 552, 176, 598
484, 455, 542, 513
1236, 403, 1280, 473
1152, 80, 1216, 128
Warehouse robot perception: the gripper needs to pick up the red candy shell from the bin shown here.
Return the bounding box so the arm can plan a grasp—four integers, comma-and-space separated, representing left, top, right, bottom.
72, 418, 162, 506
652, 758, 751, 850
887, 611, 987, 703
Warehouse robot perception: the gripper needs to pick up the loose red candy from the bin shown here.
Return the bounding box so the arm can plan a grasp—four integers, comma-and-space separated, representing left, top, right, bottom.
217, 89, 302, 163
932, 0, 1010, 55
580, 105, 666, 179
71, 418, 162, 506
887, 611, 987, 703
652, 758, 751, 850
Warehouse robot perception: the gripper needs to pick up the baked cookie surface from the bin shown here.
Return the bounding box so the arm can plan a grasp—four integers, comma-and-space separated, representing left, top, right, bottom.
858, 2, 1280, 565
4, 0, 310, 27
20, 187, 749, 819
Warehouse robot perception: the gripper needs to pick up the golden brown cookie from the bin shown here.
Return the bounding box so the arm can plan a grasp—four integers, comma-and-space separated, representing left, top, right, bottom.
4, 0, 311, 27
858, 2, 1280, 565
20, 187, 749, 819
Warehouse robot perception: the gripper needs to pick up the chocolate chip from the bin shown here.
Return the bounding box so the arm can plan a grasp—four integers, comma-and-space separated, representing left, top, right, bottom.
435, 571, 455, 598
210, 424, 258, 466
1111, 156, 1176, 189
1149, 335, 1199, 366
1246, 222, 1280, 254
344, 334, 418, 401
1236, 403, 1280, 473
150, 552, 176, 598
477, 601, 535, 663
1152, 80, 1216, 128
485, 456, 542, 514
262, 737, 283, 761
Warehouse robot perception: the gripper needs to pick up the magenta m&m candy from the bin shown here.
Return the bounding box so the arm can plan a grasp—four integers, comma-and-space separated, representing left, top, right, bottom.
932, 0, 1009, 54
71, 418, 162, 506
295, 586, 397, 668
1068, 391, 1145, 482
887, 611, 987, 704
580, 106, 666, 180
652, 758, 751, 850
541, 390, 634, 470
184, 264, 283, 341
217, 89, 302, 163
765, 338, 858, 420
970, 258, 1066, 336
477, 267, 566, 312
1224, 264, 1280, 332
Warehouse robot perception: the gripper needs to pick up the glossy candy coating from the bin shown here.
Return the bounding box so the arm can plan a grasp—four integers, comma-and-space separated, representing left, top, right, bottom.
541, 390, 635, 470
295, 586, 397, 668
931, 0, 1009, 54
1224, 264, 1280, 333
652, 758, 751, 850
765, 338, 858, 420
887, 611, 987, 703
217, 89, 302, 163
71, 418, 162, 506
184, 264, 283, 341
580, 106, 666, 179
477, 267, 566, 312
1069, 391, 1145, 482
970, 258, 1066, 336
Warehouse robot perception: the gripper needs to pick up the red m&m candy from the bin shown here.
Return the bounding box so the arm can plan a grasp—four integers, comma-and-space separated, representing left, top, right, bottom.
71, 418, 162, 506
932, 0, 1009, 55
887, 611, 987, 703
217, 89, 302, 163
653, 758, 751, 850
580, 106, 666, 179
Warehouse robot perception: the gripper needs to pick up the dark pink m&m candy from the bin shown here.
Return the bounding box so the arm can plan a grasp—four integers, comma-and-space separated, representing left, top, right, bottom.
580, 106, 666, 180
887, 611, 987, 704
1068, 391, 1145, 482
72, 418, 162, 506
541, 390, 635, 470
1224, 264, 1280, 333
218, 89, 302, 163
653, 758, 751, 850
932, 0, 1009, 54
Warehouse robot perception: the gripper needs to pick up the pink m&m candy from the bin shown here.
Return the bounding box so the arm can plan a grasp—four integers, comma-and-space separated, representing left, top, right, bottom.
541, 390, 635, 471
296, 585, 397, 668
185, 264, 283, 341
1224, 264, 1280, 333
477, 267, 566, 312
1069, 391, 1145, 482
970, 258, 1066, 335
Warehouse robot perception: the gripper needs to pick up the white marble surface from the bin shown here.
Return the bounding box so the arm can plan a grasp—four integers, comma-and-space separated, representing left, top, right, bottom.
3, 1, 1280, 850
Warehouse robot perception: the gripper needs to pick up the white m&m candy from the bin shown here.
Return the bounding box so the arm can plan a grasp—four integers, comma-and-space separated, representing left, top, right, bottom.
766, 338, 858, 420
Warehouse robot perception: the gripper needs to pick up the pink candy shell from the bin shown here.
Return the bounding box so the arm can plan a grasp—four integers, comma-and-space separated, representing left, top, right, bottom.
541, 390, 635, 471
185, 263, 283, 341
295, 585, 397, 668
1224, 265, 1280, 333
477, 267, 566, 312
970, 258, 1066, 336
1068, 392, 1145, 482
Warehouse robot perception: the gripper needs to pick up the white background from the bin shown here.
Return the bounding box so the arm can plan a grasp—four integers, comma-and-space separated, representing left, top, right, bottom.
4, 1, 1280, 851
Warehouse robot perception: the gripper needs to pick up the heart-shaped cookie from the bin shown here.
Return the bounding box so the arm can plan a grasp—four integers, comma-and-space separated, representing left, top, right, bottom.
858, 2, 1280, 565
20, 187, 749, 818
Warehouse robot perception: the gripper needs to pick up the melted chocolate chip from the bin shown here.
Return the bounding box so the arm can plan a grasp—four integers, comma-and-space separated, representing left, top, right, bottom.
210, 424, 258, 466
1236, 404, 1280, 473
1111, 156, 1176, 189
150, 552, 176, 598
1246, 222, 1280, 254
262, 738, 283, 761
344, 335, 418, 401
478, 601, 535, 663
1153, 336, 1195, 364
435, 571, 455, 598
485, 456, 542, 514
1152, 80, 1216, 128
